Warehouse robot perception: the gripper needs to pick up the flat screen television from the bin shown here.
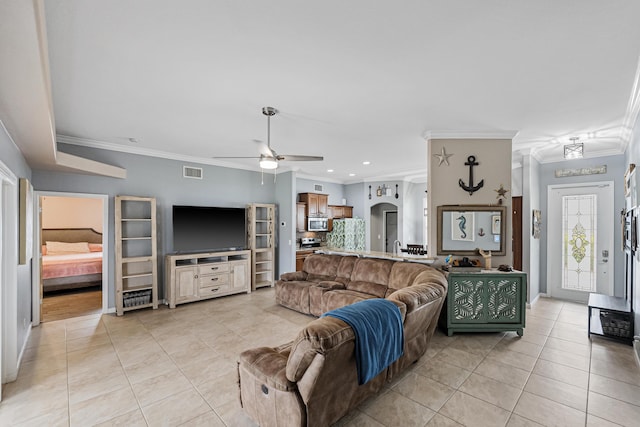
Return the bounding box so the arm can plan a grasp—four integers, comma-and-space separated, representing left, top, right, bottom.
172, 205, 247, 253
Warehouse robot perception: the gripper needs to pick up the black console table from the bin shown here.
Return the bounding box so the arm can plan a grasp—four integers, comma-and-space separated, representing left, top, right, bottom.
588, 293, 634, 345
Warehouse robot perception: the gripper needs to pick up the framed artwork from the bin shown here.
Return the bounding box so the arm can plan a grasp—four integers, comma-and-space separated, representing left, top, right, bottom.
532, 209, 542, 239
451, 212, 475, 242
491, 214, 501, 235
19, 178, 33, 265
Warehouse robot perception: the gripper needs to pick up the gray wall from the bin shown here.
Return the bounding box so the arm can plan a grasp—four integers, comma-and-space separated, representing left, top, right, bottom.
402, 181, 427, 247
624, 112, 640, 338
0, 124, 33, 367
428, 139, 513, 266
522, 155, 541, 303
295, 178, 345, 205
32, 143, 278, 308
276, 171, 296, 273
539, 154, 626, 297
345, 182, 365, 218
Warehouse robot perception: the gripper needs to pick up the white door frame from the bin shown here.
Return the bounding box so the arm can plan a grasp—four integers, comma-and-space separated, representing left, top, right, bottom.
546, 181, 615, 300
0, 160, 18, 393
33, 191, 109, 326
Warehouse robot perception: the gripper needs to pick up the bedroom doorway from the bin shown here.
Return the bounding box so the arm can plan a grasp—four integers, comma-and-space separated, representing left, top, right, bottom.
33, 192, 109, 324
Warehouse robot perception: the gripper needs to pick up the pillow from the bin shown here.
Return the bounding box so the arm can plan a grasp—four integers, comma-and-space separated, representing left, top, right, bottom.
41, 245, 47, 255
45, 241, 90, 255
88, 243, 103, 252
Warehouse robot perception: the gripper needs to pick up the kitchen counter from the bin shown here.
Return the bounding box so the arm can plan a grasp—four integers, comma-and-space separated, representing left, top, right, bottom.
316, 249, 437, 265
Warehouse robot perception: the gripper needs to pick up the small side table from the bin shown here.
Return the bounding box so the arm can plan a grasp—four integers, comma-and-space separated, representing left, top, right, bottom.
587, 293, 634, 345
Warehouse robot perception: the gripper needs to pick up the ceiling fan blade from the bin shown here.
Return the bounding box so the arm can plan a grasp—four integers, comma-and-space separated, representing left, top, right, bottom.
212, 156, 261, 159
277, 155, 324, 162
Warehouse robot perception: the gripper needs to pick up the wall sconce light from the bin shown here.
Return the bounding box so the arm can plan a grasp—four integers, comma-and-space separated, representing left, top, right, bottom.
564, 137, 583, 159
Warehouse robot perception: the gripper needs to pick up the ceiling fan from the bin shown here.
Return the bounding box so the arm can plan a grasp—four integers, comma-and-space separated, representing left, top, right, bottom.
214, 106, 324, 169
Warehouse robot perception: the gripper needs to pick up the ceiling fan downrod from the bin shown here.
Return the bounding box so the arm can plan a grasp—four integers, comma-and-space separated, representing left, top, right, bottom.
262, 106, 277, 151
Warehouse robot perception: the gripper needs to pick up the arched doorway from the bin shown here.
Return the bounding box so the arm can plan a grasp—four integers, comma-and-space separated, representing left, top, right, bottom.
370, 202, 398, 252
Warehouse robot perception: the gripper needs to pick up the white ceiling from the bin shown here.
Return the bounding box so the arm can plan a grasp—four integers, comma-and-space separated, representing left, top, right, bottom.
10, 1, 640, 182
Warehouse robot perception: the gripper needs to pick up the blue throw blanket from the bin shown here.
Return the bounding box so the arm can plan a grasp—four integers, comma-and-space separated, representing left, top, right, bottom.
322, 299, 404, 385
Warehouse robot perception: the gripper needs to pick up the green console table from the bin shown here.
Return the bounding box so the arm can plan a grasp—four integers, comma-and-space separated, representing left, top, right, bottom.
444, 270, 527, 336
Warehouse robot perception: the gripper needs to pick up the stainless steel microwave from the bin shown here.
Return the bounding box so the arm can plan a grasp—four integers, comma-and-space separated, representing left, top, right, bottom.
308, 217, 328, 231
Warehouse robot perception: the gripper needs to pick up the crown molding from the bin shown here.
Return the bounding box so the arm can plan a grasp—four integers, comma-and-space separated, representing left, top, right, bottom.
0, 120, 22, 156
56, 135, 275, 174
620, 55, 640, 153
423, 130, 519, 141
295, 172, 345, 185
536, 147, 625, 164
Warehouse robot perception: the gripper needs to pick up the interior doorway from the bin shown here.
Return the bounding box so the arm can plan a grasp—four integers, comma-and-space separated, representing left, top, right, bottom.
34, 192, 109, 324
547, 182, 614, 303
384, 211, 398, 253
0, 161, 18, 396
370, 202, 398, 252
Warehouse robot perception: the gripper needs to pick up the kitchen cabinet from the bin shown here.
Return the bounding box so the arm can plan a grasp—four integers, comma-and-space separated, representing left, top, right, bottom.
444, 271, 527, 336
296, 250, 314, 271
296, 203, 306, 232
299, 193, 328, 217
328, 205, 353, 219
328, 205, 353, 231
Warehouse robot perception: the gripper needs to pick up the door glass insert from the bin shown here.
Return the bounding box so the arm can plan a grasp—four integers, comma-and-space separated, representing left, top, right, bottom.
562, 194, 597, 292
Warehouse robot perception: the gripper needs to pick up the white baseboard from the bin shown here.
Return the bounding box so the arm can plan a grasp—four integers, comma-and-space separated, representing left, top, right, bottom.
634, 339, 640, 369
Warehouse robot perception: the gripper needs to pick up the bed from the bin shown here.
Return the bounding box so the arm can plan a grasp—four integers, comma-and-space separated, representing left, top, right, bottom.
42, 228, 103, 293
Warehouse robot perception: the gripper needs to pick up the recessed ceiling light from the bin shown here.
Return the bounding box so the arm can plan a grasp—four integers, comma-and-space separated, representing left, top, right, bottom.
327, 169, 334, 173
362, 161, 371, 165
349, 173, 356, 177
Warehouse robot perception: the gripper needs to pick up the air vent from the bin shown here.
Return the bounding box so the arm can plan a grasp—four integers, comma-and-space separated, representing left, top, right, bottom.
183, 166, 203, 179
314, 184, 324, 192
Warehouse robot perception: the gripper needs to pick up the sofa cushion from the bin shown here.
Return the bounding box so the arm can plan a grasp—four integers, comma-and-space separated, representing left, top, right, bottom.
347, 281, 387, 298
335, 256, 358, 285
349, 258, 394, 286
322, 289, 375, 313
309, 282, 345, 317
275, 280, 313, 314
280, 271, 307, 282
238, 346, 296, 392
304, 254, 343, 282
388, 262, 431, 290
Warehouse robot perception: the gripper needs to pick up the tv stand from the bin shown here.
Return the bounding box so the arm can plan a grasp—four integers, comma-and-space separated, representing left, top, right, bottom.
165, 250, 251, 308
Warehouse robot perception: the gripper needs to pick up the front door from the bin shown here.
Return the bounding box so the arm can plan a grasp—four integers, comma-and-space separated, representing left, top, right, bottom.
547, 182, 614, 302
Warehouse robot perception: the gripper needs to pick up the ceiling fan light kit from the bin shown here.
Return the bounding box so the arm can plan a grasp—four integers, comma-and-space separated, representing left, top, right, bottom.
212, 106, 323, 171
564, 137, 584, 159
259, 156, 278, 169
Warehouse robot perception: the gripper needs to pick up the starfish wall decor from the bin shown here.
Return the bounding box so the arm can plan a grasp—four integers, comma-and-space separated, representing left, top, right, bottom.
434, 147, 452, 166
494, 184, 509, 204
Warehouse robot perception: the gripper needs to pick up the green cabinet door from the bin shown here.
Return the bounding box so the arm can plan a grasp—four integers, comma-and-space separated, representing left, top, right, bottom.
447, 272, 526, 336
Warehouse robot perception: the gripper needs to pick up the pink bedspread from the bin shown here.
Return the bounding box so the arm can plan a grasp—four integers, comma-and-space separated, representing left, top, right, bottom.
42, 252, 103, 279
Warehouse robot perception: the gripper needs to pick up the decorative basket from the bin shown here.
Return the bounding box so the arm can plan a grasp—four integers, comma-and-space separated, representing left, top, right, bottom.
123, 289, 152, 308
599, 311, 632, 338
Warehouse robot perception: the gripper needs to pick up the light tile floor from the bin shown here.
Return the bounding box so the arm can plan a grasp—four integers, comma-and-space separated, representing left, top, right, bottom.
1, 288, 639, 427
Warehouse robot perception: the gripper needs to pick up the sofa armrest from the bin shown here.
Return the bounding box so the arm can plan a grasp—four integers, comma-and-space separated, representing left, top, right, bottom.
286, 317, 354, 382
387, 283, 445, 313
280, 271, 308, 281
316, 281, 346, 290
238, 346, 297, 392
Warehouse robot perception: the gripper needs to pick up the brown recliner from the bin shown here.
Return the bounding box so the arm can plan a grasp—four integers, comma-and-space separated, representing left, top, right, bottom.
239, 254, 448, 427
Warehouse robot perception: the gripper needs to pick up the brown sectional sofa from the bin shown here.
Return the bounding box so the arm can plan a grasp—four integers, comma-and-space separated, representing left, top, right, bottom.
238, 253, 448, 427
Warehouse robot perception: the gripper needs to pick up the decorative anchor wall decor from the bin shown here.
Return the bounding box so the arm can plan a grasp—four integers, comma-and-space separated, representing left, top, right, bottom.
459, 155, 484, 195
